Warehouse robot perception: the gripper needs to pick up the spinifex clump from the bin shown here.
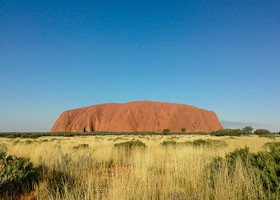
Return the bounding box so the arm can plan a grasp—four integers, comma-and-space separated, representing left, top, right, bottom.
0, 150, 38, 198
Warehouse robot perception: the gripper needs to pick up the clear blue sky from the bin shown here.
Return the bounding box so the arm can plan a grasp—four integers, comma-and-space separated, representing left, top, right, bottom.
1, 0, 279, 132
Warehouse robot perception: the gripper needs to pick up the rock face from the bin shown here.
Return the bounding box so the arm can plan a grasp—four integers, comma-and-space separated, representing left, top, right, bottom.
51, 101, 223, 133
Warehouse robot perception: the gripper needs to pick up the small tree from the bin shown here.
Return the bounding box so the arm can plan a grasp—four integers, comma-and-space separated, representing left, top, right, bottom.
181, 128, 186, 133
163, 129, 170, 134
242, 126, 253, 135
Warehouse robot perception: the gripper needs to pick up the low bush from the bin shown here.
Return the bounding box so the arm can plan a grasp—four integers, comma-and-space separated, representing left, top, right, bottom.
160, 140, 177, 146
63, 133, 75, 137
73, 144, 89, 149
162, 129, 170, 134
7, 134, 18, 138
13, 140, 21, 145
0, 150, 39, 197
206, 142, 280, 198
114, 140, 146, 150
189, 139, 228, 147
208, 139, 228, 147
210, 129, 244, 136
160, 139, 227, 148
254, 129, 271, 135
25, 140, 33, 144
211, 127, 276, 137
192, 139, 210, 146
263, 141, 280, 151
114, 136, 123, 141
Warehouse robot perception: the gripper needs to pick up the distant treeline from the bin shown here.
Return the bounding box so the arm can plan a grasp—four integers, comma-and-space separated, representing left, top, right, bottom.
210, 127, 280, 136
0, 131, 207, 138
0, 127, 279, 138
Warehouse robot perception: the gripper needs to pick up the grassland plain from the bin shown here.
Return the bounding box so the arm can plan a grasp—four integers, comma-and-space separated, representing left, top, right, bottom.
1, 135, 280, 200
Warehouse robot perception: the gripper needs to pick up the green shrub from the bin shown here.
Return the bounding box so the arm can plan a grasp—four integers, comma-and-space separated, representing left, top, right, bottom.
7, 134, 17, 138
259, 134, 276, 139
254, 129, 271, 135
162, 129, 170, 134
181, 128, 186, 133
114, 140, 146, 150
207, 143, 280, 198
209, 139, 228, 147
73, 143, 89, 149
25, 140, 32, 144
13, 140, 21, 144
184, 141, 193, 145
63, 133, 75, 137
192, 139, 211, 146
185, 139, 227, 147
0, 150, 38, 197
114, 136, 123, 141
210, 129, 244, 136
159, 139, 227, 148
160, 140, 177, 146
263, 142, 280, 151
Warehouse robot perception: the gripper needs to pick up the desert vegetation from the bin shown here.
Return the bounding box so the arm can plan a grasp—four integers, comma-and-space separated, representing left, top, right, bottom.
1, 134, 280, 199
1, 127, 279, 139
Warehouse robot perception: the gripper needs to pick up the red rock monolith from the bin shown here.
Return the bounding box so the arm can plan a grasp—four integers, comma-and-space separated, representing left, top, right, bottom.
50, 101, 223, 133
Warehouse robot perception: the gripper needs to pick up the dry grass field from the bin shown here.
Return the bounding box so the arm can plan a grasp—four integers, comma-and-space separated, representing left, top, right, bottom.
1, 135, 279, 200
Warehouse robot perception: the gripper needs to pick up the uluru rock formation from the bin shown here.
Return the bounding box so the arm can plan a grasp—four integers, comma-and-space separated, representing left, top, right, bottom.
51, 101, 223, 133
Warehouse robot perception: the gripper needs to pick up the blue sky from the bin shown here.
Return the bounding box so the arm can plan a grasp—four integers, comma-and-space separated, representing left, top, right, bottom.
1, 0, 279, 132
